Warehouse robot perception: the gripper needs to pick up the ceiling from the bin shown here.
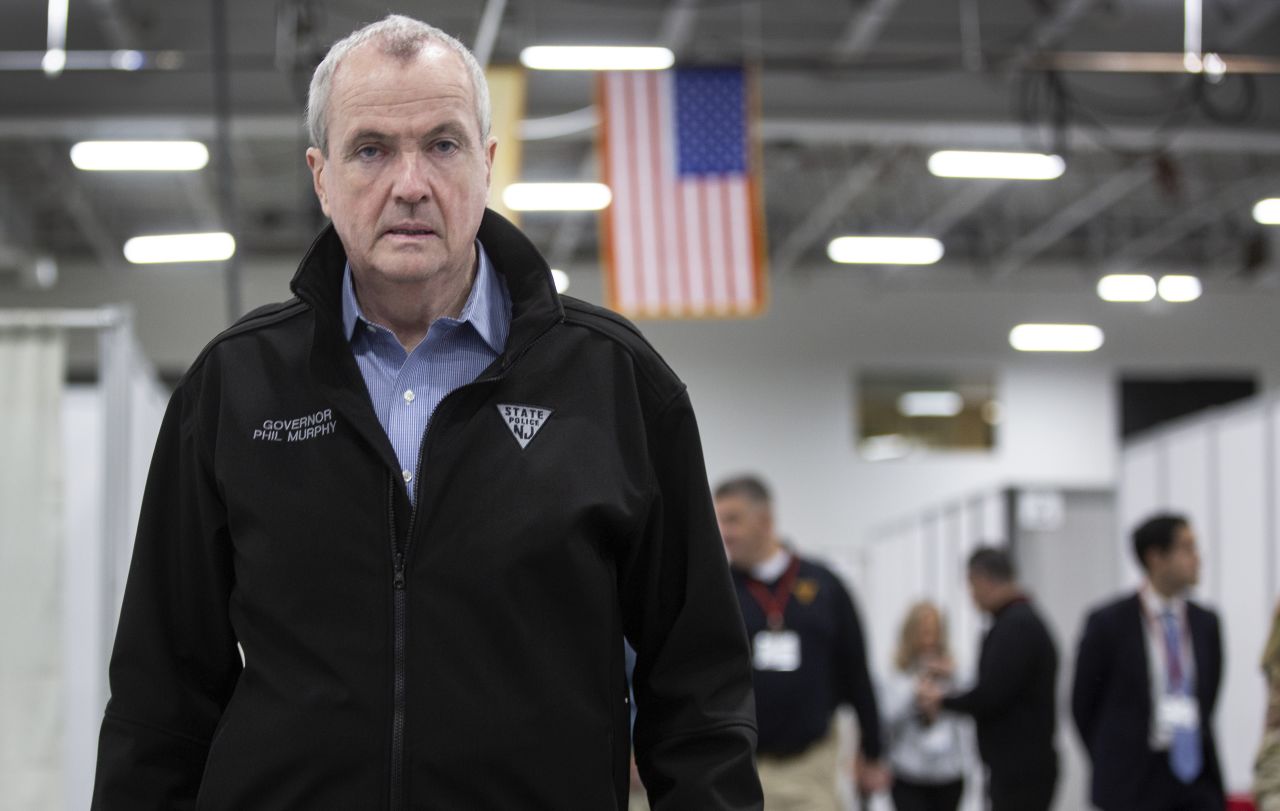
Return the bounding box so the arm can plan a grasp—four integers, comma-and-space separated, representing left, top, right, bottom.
2, 0, 1279, 306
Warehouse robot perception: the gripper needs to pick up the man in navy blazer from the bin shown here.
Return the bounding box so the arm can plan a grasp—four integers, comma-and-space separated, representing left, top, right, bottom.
1071, 514, 1225, 811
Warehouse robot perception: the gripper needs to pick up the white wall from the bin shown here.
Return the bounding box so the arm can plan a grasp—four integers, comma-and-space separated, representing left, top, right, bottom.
60, 369, 167, 810
1119, 393, 1280, 796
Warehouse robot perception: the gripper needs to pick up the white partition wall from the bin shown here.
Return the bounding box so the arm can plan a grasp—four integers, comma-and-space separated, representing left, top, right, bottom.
1119, 393, 1280, 796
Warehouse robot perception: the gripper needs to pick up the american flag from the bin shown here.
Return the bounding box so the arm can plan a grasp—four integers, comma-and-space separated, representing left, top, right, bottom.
599, 68, 767, 319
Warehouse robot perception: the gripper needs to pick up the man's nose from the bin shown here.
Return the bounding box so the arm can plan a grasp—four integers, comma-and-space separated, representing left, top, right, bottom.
391, 151, 432, 204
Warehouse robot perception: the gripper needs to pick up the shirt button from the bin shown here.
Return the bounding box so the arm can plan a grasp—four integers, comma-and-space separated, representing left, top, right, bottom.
402, 470, 413, 484
403, 389, 415, 403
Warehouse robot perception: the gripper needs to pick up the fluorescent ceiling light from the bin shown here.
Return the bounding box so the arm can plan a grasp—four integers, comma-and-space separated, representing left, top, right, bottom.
71, 141, 209, 171
1253, 198, 1280, 225
927, 150, 1065, 180
502, 182, 612, 211
550, 269, 570, 293
1097, 273, 1156, 302
124, 232, 235, 264
828, 236, 944, 265
1158, 275, 1202, 302
898, 391, 964, 418
1009, 324, 1104, 353
519, 46, 674, 71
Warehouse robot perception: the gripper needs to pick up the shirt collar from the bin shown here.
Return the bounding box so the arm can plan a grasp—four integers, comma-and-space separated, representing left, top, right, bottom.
340, 240, 510, 354
751, 547, 792, 584
1141, 582, 1186, 618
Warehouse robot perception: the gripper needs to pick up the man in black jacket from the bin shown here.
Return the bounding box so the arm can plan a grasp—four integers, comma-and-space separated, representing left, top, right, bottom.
919, 547, 1059, 811
1072, 514, 1224, 811
91, 14, 761, 810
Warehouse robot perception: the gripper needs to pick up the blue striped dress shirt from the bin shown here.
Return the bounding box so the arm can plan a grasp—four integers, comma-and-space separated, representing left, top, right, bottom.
341, 242, 511, 503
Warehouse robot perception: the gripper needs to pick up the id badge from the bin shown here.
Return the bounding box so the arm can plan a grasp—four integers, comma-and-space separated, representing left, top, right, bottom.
753, 630, 801, 672
1158, 695, 1200, 731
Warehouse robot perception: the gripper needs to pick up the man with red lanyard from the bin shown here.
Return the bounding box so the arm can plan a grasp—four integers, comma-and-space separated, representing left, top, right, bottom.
1072, 514, 1225, 811
714, 475, 887, 810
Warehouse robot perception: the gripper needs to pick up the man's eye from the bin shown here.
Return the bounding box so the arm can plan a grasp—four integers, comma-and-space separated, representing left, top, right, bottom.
434, 140, 459, 155
356, 145, 382, 159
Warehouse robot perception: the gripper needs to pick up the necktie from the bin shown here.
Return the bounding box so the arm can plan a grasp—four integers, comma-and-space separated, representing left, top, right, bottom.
1161, 608, 1202, 783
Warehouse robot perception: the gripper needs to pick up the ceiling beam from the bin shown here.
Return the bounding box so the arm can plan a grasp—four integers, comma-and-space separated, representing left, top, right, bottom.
912, 181, 1005, 237
1100, 172, 1280, 274
770, 150, 902, 275
993, 160, 1153, 277
35, 148, 127, 274
658, 0, 700, 58
472, 0, 508, 69
831, 0, 906, 62
1007, 0, 1107, 72
11, 114, 1280, 155
1221, 1, 1280, 49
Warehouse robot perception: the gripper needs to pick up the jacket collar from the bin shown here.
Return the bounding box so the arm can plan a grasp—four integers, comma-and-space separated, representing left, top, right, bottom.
286, 209, 565, 484
290, 208, 564, 361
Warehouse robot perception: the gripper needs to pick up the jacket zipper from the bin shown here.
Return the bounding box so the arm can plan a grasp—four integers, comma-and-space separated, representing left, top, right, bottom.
388, 478, 408, 811
385, 319, 560, 810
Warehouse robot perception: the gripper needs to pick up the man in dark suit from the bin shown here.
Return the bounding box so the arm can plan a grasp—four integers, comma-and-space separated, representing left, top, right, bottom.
1071, 514, 1225, 811
919, 547, 1059, 811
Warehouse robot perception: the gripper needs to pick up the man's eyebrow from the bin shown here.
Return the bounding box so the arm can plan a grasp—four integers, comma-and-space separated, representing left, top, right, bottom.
420, 121, 472, 143
342, 129, 391, 150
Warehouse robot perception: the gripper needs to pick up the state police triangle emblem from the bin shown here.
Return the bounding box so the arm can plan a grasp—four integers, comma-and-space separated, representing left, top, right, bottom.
496, 403, 554, 449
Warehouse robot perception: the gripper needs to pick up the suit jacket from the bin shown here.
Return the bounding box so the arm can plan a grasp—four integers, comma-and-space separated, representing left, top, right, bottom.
1071, 593, 1224, 811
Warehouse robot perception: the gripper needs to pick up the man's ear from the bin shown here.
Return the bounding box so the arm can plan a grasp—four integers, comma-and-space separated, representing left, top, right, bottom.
306, 147, 331, 218
484, 136, 498, 189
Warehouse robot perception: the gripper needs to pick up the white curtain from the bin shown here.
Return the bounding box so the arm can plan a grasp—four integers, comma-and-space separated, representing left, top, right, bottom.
0, 327, 67, 811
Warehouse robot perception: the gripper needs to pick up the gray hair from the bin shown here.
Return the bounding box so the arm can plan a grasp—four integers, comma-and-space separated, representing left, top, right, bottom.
306, 14, 491, 154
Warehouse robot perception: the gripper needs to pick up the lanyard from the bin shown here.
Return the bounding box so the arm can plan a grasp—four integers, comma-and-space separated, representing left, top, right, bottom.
1140, 589, 1193, 692
745, 557, 801, 630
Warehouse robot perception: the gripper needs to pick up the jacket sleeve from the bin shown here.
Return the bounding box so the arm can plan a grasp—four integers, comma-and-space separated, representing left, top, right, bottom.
91, 376, 242, 810
943, 614, 1033, 720
831, 576, 884, 759
1070, 609, 1108, 757
621, 390, 763, 810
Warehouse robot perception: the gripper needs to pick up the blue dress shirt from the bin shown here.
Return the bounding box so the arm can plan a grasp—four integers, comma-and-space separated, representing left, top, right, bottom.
341, 242, 511, 503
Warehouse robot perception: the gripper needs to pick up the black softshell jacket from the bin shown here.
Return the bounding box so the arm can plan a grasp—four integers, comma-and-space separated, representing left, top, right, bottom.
91, 211, 762, 810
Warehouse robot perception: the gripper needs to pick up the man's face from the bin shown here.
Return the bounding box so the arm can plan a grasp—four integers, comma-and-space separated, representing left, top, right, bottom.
966, 571, 994, 613
714, 495, 771, 567
306, 43, 495, 292
1149, 523, 1201, 593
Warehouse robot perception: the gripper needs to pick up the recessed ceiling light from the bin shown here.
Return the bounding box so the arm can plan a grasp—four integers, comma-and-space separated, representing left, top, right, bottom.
71, 141, 210, 171
827, 236, 944, 265
1253, 198, 1280, 225
898, 391, 964, 418
927, 150, 1065, 180
1097, 274, 1156, 302
519, 46, 674, 71
502, 183, 612, 212
1158, 275, 1202, 302
124, 232, 235, 264
1009, 324, 1104, 352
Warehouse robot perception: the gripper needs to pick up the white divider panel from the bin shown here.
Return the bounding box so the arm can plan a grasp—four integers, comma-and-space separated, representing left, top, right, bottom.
1119, 442, 1163, 588
1166, 426, 1216, 604
1272, 397, 1280, 601
1212, 406, 1270, 792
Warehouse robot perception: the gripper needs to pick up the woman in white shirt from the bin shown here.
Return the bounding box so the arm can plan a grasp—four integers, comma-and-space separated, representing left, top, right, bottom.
883, 601, 968, 811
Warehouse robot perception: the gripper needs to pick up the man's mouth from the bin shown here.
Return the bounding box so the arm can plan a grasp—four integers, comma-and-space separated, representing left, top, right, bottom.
386, 228, 434, 237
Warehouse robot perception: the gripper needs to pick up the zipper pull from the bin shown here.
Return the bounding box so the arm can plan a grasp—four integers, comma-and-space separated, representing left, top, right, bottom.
393, 552, 406, 590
